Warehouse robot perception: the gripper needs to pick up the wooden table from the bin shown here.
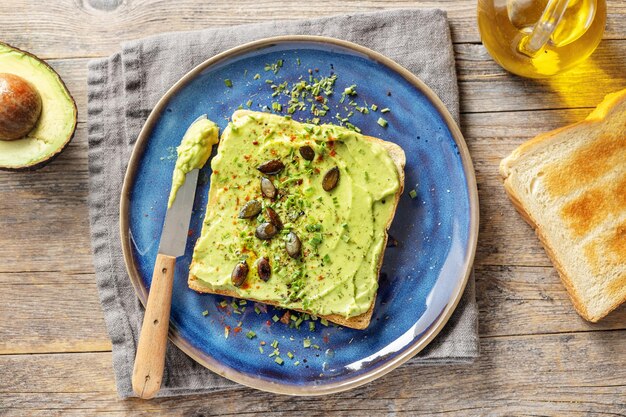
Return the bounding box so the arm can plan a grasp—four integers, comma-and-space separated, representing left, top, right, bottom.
1, 1, 625, 415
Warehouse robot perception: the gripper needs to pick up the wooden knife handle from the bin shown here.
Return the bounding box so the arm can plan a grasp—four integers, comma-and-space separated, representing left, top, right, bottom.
132, 253, 176, 399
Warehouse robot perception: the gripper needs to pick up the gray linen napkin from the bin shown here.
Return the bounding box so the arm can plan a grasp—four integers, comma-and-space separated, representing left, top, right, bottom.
87, 9, 479, 399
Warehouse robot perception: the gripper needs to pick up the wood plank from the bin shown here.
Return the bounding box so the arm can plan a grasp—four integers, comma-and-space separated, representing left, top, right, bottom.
2, 263, 624, 355
1, 330, 625, 416
0, 1, 624, 60
0, 272, 110, 354
476, 265, 626, 336
457, 39, 626, 114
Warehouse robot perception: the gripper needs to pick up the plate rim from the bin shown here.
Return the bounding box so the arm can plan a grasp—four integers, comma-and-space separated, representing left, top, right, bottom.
119, 35, 479, 396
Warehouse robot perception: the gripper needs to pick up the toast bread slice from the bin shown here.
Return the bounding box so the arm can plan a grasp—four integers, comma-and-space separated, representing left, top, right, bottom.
189, 110, 406, 329
500, 89, 626, 322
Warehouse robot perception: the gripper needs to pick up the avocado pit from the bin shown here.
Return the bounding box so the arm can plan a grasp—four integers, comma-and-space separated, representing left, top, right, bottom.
0, 73, 42, 141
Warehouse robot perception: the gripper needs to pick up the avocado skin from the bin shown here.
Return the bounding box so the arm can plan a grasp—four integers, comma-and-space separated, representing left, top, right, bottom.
0, 42, 77, 171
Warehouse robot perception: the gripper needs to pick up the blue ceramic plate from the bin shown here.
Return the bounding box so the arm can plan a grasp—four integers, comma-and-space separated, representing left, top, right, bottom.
121, 36, 478, 395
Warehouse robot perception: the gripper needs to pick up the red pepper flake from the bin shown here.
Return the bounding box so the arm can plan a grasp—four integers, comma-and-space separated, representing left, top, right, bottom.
328, 141, 336, 148
315, 95, 324, 102
245, 195, 250, 201
241, 282, 251, 290
317, 155, 324, 162
270, 149, 278, 156
233, 326, 242, 334
243, 155, 251, 161
236, 197, 240, 206
297, 179, 303, 185
329, 149, 337, 157
252, 140, 259, 145
314, 167, 321, 174
223, 186, 229, 191
318, 275, 324, 281
323, 334, 330, 343
266, 320, 272, 326
187, 229, 194, 237
280, 311, 291, 324
232, 174, 237, 179
213, 170, 220, 174
290, 135, 297, 142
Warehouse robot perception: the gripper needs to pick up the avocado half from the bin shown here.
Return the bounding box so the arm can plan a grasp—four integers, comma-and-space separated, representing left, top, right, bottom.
0, 42, 77, 171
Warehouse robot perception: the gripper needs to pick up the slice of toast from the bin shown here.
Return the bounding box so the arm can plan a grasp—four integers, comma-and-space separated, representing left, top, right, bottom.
500, 89, 626, 322
189, 110, 406, 329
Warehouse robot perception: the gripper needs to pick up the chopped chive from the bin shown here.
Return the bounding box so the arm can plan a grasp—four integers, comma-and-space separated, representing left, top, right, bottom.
259, 346, 264, 353
224, 79, 233, 87
246, 331, 257, 339
294, 361, 300, 366
309, 321, 316, 331
409, 189, 417, 199
296, 57, 301, 66
239, 300, 247, 306
202, 310, 209, 316
272, 315, 280, 322
381, 108, 390, 113
246, 99, 253, 107
287, 351, 294, 359
320, 318, 329, 326
312, 344, 320, 349
303, 338, 312, 348
377, 117, 388, 128
271, 340, 279, 348
219, 300, 228, 307
254, 73, 261, 80
275, 357, 284, 365
255, 306, 261, 314
371, 104, 378, 111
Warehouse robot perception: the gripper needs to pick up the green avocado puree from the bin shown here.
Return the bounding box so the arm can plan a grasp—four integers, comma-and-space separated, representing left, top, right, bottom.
168, 117, 219, 208
190, 112, 401, 318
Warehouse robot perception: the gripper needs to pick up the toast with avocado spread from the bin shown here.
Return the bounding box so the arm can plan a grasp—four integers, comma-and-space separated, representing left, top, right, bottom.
189, 110, 405, 329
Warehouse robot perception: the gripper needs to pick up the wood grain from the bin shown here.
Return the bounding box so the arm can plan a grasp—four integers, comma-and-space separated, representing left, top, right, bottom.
0, 0, 624, 61
1, 0, 625, 414
1, 330, 625, 416
3, 264, 624, 355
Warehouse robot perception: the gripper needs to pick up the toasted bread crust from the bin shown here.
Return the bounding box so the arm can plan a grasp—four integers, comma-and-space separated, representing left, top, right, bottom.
188, 111, 406, 329
500, 89, 626, 322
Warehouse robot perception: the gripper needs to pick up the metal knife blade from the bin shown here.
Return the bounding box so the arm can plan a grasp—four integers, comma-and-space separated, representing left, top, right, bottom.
158, 168, 199, 257
157, 114, 209, 258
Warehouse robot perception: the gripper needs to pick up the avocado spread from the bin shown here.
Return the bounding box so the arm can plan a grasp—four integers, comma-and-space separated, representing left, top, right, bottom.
191, 111, 401, 318
168, 117, 219, 208
0, 42, 77, 170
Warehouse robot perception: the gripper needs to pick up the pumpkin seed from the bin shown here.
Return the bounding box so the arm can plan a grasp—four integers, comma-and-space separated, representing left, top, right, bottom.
265, 207, 283, 230
256, 222, 278, 240
257, 257, 271, 282
231, 261, 249, 287
285, 232, 302, 259
299, 145, 315, 161
322, 166, 340, 191
257, 159, 285, 175
238, 200, 262, 219
260, 177, 277, 199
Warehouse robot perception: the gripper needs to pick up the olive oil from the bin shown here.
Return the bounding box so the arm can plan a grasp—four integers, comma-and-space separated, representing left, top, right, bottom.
478, 0, 606, 78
